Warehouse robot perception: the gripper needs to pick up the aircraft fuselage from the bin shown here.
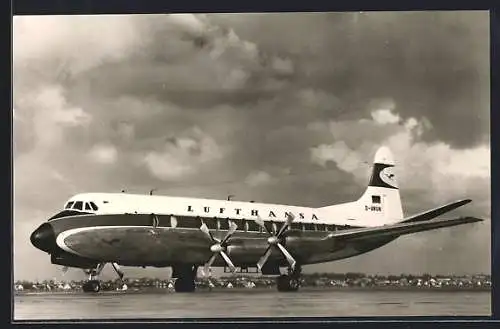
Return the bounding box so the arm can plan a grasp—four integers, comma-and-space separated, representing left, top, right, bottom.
35, 211, 396, 270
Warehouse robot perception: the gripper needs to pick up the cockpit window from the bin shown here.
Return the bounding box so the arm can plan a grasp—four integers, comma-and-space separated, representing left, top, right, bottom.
73, 201, 83, 210
89, 202, 98, 211
85, 202, 92, 211
65, 201, 74, 209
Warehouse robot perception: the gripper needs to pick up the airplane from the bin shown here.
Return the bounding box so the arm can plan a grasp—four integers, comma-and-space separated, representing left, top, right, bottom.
30, 146, 483, 293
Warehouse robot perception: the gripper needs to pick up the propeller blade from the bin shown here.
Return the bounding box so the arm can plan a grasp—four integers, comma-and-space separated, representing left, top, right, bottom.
254, 216, 265, 228
228, 220, 238, 235
220, 251, 236, 273
254, 217, 272, 235
203, 254, 218, 277
276, 243, 297, 271
277, 213, 295, 237
200, 222, 215, 241
257, 247, 273, 272
220, 221, 238, 245
203, 264, 211, 278
207, 253, 217, 267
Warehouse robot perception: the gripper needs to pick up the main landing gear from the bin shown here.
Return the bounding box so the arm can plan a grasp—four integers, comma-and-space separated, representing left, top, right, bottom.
82, 280, 101, 293
276, 265, 302, 292
253, 213, 302, 292
172, 264, 197, 293
171, 213, 301, 294
81, 262, 124, 293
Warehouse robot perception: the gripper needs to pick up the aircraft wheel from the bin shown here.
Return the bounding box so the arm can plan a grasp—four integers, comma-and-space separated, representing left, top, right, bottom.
82, 280, 101, 293
288, 278, 300, 291
276, 275, 300, 292
174, 277, 196, 293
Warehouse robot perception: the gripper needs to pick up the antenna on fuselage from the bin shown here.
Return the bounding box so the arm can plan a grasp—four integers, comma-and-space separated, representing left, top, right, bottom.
150, 188, 157, 196
121, 189, 126, 193
227, 194, 235, 201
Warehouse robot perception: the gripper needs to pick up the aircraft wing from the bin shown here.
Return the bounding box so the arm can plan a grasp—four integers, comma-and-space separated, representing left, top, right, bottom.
323, 216, 483, 242
401, 199, 472, 223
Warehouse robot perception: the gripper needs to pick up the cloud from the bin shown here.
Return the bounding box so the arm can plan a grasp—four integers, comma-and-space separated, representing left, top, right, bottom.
370, 98, 400, 125
143, 127, 224, 181
213, 11, 489, 148
13, 15, 145, 76
14, 85, 92, 151
245, 170, 272, 187
88, 144, 118, 164
310, 105, 490, 206
272, 57, 294, 75
311, 141, 365, 173
371, 109, 400, 125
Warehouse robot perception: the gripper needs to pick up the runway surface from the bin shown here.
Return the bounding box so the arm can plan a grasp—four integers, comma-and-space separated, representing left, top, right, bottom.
14, 288, 491, 320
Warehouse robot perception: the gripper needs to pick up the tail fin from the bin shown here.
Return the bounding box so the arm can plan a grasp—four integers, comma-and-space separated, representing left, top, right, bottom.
357, 146, 404, 224
368, 146, 398, 190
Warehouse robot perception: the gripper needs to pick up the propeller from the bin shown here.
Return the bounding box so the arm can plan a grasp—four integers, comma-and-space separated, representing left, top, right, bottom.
255, 213, 297, 272
200, 220, 238, 277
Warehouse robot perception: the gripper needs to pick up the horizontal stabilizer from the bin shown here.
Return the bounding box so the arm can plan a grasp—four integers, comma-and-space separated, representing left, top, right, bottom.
324, 216, 482, 241
401, 199, 472, 223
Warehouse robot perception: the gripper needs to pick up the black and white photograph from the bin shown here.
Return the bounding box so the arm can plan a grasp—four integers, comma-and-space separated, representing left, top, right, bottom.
13, 11, 490, 320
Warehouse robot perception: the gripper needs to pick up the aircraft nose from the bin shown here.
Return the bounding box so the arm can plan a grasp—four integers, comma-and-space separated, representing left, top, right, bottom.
30, 222, 57, 253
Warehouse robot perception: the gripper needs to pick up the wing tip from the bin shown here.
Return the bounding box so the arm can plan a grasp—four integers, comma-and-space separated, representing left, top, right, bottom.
463, 216, 484, 223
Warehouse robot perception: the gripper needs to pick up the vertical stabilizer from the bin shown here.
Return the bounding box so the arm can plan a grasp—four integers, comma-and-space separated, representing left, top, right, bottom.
368, 146, 398, 189
319, 146, 404, 226
358, 146, 404, 224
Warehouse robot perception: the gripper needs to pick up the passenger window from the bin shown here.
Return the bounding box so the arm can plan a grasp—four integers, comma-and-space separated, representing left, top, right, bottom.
219, 218, 229, 230
233, 218, 244, 231
204, 218, 217, 230
65, 201, 74, 209
181, 217, 200, 228
372, 195, 381, 204
73, 201, 83, 210
304, 223, 315, 231
85, 203, 92, 211
247, 220, 260, 232
264, 221, 273, 233
89, 202, 98, 211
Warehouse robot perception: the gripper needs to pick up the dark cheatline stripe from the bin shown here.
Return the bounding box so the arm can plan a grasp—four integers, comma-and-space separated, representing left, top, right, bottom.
48, 210, 94, 221
368, 163, 398, 189
49, 213, 362, 236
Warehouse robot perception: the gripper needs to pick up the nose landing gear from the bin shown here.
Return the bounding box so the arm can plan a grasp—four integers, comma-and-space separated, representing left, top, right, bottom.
81, 262, 124, 293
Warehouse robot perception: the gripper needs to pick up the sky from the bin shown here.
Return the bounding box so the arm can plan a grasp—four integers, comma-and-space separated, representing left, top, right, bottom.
13, 11, 490, 281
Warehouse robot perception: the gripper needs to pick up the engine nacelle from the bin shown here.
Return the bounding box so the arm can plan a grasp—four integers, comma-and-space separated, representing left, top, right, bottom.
51, 252, 99, 269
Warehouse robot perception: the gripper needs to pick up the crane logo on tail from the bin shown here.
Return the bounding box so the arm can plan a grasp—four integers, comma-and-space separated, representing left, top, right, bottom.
369, 163, 398, 189
379, 166, 398, 189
